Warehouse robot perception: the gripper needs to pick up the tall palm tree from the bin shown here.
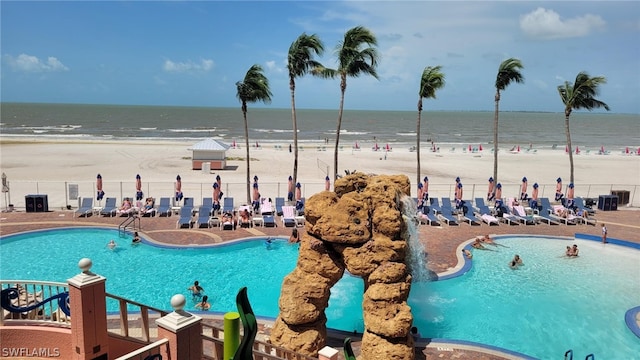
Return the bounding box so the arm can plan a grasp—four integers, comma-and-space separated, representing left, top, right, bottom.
558, 72, 609, 184
416, 66, 445, 185
236, 64, 272, 203
288, 33, 325, 187
314, 26, 379, 181
493, 58, 524, 187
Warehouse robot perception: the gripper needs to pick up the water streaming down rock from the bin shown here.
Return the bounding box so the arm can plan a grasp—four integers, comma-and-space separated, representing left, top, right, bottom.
400, 194, 430, 282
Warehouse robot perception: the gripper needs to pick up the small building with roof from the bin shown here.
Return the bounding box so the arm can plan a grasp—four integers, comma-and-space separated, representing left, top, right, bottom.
189, 138, 230, 170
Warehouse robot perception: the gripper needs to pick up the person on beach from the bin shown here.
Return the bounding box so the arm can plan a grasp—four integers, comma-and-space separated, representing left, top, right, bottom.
195, 295, 211, 310
555, 177, 564, 201
289, 228, 300, 243
602, 224, 607, 244
188, 281, 204, 299
520, 177, 528, 201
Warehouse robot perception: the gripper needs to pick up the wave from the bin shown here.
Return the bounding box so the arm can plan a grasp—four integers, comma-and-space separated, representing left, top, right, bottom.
254, 128, 295, 133
168, 128, 218, 133
396, 132, 417, 137
139, 127, 157, 130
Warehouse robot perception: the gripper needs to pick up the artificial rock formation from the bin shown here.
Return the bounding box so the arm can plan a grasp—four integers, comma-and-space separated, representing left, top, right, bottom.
270, 173, 415, 359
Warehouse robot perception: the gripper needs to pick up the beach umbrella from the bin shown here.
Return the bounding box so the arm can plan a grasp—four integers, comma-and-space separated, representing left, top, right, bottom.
487, 177, 494, 200
625, 147, 629, 155
417, 183, 424, 201
216, 175, 223, 200
575, 146, 580, 154
252, 182, 260, 211
175, 175, 183, 202
468, 144, 472, 152
96, 174, 105, 201
135, 174, 143, 201
287, 176, 294, 201
232, 139, 237, 148
479, 144, 483, 151
517, 145, 520, 152
532, 183, 539, 201
355, 141, 359, 149
213, 183, 220, 211
600, 145, 605, 154
495, 183, 502, 200
521, 177, 528, 200
325, 176, 330, 191
295, 182, 302, 201
567, 183, 575, 200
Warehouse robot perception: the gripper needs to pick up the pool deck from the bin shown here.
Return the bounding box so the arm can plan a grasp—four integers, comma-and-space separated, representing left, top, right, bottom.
1, 207, 639, 360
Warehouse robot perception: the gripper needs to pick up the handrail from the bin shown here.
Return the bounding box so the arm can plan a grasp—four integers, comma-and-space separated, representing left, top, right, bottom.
119, 215, 140, 237
585, 354, 595, 360
113, 338, 168, 360
565, 349, 573, 360
0, 280, 70, 326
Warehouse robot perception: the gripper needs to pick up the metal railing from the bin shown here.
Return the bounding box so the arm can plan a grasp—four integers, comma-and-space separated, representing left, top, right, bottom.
0, 280, 70, 326
105, 293, 168, 343
201, 323, 318, 360
3, 180, 638, 212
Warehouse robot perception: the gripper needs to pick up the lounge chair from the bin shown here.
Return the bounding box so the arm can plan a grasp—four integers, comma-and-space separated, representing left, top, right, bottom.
157, 197, 172, 217
275, 197, 285, 216
263, 215, 277, 227
438, 200, 459, 226
499, 208, 520, 226
260, 200, 274, 215
418, 206, 441, 226
74, 197, 93, 218
533, 198, 560, 225
117, 198, 136, 217
182, 197, 195, 213
140, 198, 157, 217
100, 197, 117, 217
461, 204, 482, 226
429, 198, 443, 214
176, 207, 194, 229
574, 197, 595, 216
474, 198, 499, 225
551, 205, 578, 225
295, 197, 305, 216
512, 205, 537, 225
281, 205, 297, 227
195, 205, 213, 228
223, 197, 234, 213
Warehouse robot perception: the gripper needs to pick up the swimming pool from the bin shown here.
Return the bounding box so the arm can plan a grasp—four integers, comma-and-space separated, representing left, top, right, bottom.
1, 228, 638, 359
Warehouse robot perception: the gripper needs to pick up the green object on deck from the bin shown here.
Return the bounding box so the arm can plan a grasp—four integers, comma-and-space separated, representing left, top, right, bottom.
344, 338, 356, 360
223, 311, 240, 360
232, 286, 258, 360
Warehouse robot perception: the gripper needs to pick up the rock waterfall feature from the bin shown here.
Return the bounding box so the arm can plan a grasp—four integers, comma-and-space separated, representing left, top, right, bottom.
270, 173, 417, 359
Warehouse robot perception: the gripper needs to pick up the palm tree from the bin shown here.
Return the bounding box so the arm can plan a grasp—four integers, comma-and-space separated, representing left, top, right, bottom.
416, 66, 445, 185
558, 72, 609, 183
288, 33, 325, 187
236, 64, 272, 203
314, 26, 379, 181
493, 58, 524, 187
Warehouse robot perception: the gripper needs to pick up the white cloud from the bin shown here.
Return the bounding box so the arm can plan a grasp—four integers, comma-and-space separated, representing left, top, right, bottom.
4, 53, 69, 72
520, 8, 606, 40
265, 60, 284, 74
163, 58, 214, 73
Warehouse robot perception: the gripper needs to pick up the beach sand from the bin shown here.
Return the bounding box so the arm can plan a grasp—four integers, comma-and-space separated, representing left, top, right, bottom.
1, 137, 639, 209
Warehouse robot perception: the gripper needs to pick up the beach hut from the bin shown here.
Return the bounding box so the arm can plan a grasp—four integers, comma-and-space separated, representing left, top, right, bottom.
189, 138, 231, 170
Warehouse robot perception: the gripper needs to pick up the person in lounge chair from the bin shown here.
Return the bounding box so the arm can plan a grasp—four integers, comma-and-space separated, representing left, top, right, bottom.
117, 198, 132, 214
239, 209, 252, 228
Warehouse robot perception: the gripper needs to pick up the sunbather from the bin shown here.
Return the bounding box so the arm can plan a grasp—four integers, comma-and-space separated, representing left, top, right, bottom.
117, 198, 132, 214
239, 209, 252, 228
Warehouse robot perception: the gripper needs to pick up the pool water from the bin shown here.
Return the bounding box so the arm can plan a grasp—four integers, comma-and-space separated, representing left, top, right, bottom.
1, 229, 638, 359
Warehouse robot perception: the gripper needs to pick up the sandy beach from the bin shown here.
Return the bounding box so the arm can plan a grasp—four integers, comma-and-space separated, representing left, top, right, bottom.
1, 137, 639, 209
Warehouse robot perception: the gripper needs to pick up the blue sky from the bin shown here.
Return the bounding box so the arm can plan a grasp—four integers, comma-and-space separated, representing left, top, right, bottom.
2, 1, 639, 113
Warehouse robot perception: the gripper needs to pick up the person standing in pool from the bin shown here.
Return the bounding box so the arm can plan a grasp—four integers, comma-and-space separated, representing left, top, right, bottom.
195, 295, 211, 310
188, 281, 204, 299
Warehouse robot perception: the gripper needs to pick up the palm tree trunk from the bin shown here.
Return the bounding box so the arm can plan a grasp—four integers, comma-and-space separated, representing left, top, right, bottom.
565, 113, 574, 184
493, 90, 500, 186
334, 74, 347, 181
242, 104, 251, 204
416, 98, 423, 186
290, 80, 299, 187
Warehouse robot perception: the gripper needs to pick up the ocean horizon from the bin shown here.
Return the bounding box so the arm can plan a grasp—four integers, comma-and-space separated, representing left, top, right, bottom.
1, 102, 638, 149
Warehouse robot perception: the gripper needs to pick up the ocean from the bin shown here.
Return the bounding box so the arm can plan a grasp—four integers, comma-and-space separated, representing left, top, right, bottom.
1, 102, 638, 149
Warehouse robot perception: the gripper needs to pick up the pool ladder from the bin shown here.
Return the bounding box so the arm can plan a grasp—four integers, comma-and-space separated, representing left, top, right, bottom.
565, 349, 595, 360
119, 214, 140, 237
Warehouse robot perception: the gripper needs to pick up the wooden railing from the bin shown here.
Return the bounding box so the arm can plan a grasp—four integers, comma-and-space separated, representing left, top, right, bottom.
105, 293, 168, 342
0, 280, 70, 326
201, 323, 318, 360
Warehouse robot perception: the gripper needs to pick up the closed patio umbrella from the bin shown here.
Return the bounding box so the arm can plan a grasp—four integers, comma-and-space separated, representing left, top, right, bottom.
252, 176, 260, 212
96, 174, 105, 201
216, 175, 223, 200
213, 183, 220, 212
135, 174, 143, 201
324, 176, 330, 191
175, 175, 183, 202
287, 176, 294, 202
